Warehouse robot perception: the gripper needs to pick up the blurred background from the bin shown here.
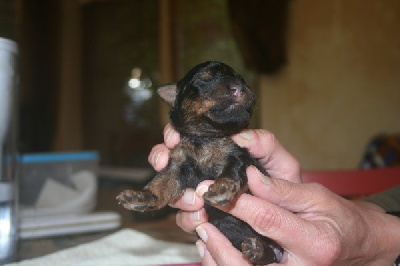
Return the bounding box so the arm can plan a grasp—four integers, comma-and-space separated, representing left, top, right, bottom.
1, 1, 400, 262
1, 0, 400, 170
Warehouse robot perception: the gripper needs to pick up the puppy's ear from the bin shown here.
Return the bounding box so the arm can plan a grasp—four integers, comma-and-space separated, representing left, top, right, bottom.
157, 84, 177, 106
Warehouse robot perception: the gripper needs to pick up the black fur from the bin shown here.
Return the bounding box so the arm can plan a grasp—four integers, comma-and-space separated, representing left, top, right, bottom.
117, 61, 283, 265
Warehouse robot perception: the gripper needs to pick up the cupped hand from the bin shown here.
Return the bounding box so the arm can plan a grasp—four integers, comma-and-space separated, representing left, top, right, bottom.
149, 124, 301, 182
148, 124, 301, 234
194, 167, 400, 265
147, 124, 400, 265
148, 123, 180, 172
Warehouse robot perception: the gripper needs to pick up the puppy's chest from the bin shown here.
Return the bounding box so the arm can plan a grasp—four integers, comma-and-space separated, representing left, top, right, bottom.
171, 137, 235, 182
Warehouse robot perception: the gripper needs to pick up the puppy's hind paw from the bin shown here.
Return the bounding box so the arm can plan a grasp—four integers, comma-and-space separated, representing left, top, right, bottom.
202, 178, 240, 206
241, 237, 283, 265
116, 190, 156, 212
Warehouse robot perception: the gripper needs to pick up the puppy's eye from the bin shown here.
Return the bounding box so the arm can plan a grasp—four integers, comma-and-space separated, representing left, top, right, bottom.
229, 85, 243, 97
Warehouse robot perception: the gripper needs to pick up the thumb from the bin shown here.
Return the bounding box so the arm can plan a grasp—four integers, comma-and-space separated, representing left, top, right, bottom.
222, 184, 317, 257
246, 166, 325, 214
221, 167, 329, 257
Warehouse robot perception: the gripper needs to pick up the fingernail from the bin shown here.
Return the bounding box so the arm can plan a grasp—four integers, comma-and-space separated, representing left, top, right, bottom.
232, 130, 254, 147
165, 127, 174, 143
175, 211, 183, 227
183, 190, 196, 206
190, 210, 200, 222
196, 226, 208, 242
153, 151, 162, 166
196, 240, 205, 258
252, 166, 270, 185
196, 185, 208, 197
240, 130, 254, 140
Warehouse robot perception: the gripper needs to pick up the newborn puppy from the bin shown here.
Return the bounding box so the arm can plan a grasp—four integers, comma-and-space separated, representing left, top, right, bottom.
116, 61, 283, 265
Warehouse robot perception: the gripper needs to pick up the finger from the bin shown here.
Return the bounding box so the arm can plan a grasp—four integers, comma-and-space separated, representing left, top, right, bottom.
163, 123, 180, 149
148, 144, 170, 172
218, 166, 332, 257
169, 183, 210, 210
246, 166, 334, 213
196, 223, 251, 266
231, 129, 301, 182
196, 240, 218, 266
176, 208, 208, 234
170, 181, 215, 233
226, 192, 319, 257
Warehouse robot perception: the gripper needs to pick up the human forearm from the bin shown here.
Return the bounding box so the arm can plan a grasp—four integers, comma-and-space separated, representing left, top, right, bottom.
354, 199, 400, 265
362, 185, 400, 214
193, 169, 400, 265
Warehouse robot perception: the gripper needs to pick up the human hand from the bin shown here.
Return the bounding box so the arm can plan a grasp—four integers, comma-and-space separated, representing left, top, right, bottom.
149, 124, 301, 181
148, 123, 301, 233
194, 167, 400, 265
148, 124, 400, 265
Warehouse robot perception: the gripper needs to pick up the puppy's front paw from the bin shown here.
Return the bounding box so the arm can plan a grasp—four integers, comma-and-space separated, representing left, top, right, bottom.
203, 178, 240, 206
116, 190, 156, 212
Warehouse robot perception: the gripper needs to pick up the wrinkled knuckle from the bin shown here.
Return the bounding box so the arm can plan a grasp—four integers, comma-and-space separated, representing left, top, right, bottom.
258, 129, 278, 146
270, 178, 294, 200
251, 206, 281, 234
321, 231, 342, 264
306, 182, 330, 194
289, 159, 301, 177
312, 224, 343, 264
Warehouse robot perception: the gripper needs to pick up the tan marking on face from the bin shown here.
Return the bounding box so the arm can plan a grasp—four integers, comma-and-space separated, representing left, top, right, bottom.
181, 98, 216, 123
195, 98, 216, 114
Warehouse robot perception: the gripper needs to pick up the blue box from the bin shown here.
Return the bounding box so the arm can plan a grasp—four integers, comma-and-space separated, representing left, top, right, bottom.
19, 151, 99, 207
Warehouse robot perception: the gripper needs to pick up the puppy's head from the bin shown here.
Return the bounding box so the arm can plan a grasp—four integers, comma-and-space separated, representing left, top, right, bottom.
158, 61, 255, 137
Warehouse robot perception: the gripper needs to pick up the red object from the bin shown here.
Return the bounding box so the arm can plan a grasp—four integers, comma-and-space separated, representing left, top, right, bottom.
159, 168, 400, 266
159, 262, 201, 266
302, 167, 400, 196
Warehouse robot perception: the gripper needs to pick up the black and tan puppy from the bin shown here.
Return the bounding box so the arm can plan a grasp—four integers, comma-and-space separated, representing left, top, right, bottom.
116, 61, 283, 265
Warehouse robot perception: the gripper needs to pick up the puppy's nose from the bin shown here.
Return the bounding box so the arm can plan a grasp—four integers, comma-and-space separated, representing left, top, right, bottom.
229, 85, 244, 97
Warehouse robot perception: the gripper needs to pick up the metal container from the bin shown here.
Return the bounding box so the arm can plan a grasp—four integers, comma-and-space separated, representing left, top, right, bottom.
0, 37, 19, 264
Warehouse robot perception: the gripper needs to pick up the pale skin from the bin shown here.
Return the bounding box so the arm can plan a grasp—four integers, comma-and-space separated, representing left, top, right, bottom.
148, 124, 400, 266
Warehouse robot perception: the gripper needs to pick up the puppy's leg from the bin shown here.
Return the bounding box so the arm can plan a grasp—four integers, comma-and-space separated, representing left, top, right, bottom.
203, 153, 248, 206
202, 177, 241, 205
116, 170, 182, 212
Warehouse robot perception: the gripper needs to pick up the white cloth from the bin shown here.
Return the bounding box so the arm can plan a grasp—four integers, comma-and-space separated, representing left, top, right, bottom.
8, 229, 201, 266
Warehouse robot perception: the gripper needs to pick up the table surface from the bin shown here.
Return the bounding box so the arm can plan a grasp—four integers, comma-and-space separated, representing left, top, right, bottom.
17, 177, 197, 261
